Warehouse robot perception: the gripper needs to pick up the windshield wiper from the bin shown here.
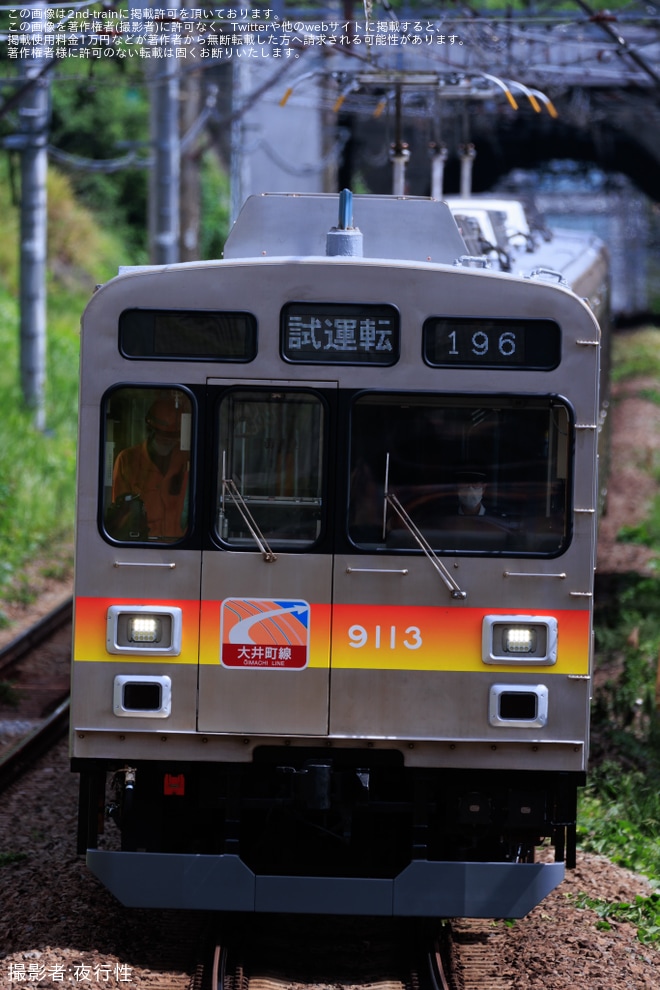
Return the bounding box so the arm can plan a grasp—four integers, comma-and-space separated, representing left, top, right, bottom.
221, 462, 277, 562
383, 454, 467, 600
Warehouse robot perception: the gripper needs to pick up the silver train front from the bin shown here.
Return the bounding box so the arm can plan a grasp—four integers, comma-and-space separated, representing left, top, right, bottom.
71, 192, 607, 916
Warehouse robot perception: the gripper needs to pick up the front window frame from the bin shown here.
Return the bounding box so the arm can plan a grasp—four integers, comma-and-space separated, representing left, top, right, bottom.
347, 390, 574, 558
99, 384, 196, 547
213, 386, 330, 552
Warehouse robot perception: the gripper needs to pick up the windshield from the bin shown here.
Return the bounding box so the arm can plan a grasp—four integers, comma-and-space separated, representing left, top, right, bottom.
102, 386, 192, 544
216, 389, 325, 548
349, 393, 571, 555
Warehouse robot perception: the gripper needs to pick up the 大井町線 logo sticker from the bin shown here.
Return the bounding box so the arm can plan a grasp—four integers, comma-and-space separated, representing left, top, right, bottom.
220, 598, 310, 669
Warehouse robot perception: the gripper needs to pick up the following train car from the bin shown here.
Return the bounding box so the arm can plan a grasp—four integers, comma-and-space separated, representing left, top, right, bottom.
71, 190, 608, 918
445, 193, 611, 509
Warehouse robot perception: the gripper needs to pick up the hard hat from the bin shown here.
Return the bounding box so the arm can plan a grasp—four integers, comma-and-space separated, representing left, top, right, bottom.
145, 398, 182, 437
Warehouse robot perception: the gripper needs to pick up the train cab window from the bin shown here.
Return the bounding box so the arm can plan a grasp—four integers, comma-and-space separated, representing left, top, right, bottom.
102, 387, 193, 544
216, 389, 325, 549
348, 393, 571, 556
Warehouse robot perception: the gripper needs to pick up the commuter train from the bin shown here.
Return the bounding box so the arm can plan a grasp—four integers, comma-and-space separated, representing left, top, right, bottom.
71, 190, 609, 918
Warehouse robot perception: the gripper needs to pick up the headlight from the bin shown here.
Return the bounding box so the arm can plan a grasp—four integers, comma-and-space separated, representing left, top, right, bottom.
128, 616, 162, 644
503, 626, 537, 654
482, 615, 557, 665
106, 605, 182, 656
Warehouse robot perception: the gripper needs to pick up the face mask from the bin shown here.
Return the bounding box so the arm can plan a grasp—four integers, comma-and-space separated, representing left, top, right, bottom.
459, 488, 483, 510
152, 437, 177, 456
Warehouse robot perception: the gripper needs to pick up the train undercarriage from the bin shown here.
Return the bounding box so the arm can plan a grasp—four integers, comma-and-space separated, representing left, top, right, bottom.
75, 752, 582, 917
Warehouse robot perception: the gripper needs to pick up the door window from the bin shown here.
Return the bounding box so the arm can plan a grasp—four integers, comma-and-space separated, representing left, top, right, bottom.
216, 389, 325, 549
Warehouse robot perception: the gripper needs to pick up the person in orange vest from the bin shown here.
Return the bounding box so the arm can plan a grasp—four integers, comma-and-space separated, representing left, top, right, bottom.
111, 397, 189, 540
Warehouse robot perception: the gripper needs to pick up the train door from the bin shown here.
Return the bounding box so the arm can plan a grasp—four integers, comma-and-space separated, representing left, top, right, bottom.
198, 380, 337, 736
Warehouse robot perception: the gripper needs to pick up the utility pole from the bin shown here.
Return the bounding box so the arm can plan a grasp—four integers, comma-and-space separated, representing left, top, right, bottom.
17, 2, 49, 431
230, 54, 251, 226
147, 2, 181, 265
180, 67, 202, 261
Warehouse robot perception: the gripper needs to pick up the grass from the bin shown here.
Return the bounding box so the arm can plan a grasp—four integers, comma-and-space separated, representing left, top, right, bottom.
576, 326, 660, 939
573, 891, 660, 944
611, 325, 660, 383
0, 851, 28, 867
0, 162, 123, 608
577, 569, 660, 942
612, 328, 660, 567
0, 288, 77, 605
0, 681, 20, 706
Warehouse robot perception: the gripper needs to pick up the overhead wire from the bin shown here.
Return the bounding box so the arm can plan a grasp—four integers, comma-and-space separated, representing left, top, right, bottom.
2, 1, 659, 174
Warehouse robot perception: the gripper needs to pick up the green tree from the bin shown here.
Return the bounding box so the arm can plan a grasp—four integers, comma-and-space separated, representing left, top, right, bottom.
48, 59, 150, 261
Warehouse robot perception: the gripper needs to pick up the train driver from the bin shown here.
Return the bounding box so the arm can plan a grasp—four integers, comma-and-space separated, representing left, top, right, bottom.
111, 397, 189, 540
456, 470, 488, 517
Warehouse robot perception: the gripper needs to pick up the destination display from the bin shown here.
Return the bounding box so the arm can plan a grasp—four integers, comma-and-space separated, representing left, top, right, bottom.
281, 302, 399, 365
423, 317, 561, 370
120, 309, 257, 361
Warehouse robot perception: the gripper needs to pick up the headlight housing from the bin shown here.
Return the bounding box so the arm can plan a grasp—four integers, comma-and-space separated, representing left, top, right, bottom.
106, 605, 182, 656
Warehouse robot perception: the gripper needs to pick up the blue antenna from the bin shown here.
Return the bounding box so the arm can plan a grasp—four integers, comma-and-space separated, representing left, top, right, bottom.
326, 189, 363, 257
338, 188, 353, 230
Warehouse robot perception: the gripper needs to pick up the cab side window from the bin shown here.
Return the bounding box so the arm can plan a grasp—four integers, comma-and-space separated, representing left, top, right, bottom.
102, 387, 193, 544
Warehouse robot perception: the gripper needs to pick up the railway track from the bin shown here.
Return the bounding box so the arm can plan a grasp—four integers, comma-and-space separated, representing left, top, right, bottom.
445, 920, 518, 990
197, 914, 519, 990
201, 917, 425, 990
0, 597, 72, 791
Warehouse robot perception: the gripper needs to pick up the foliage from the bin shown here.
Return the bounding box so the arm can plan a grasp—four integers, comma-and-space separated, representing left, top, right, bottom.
565, 321, 660, 937
0, 681, 20, 706
47, 59, 150, 262
581, 567, 660, 932
0, 162, 122, 600
584, 423, 660, 932
199, 151, 232, 261
0, 851, 28, 867
1, 53, 234, 264
618, 510, 660, 553
573, 891, 660, 944
578, 762, 660, 877
592, 575, 660, 760
0, 328, 75, 597
610, 328, 660, 558
611, 326, 660, 383
637, 387, 660, 405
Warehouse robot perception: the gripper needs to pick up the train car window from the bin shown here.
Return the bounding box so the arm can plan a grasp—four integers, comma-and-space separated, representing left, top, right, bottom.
348, 393, 571, 556
423, 317, 561, 370
281, 302, 399, 365
101, 387, 193, 544
216, 389, 324, 548
119, 309, 257, 361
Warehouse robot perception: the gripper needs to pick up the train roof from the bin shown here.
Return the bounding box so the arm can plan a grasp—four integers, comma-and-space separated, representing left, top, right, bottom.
444, 195, 534, 240
223, 192, 468, 264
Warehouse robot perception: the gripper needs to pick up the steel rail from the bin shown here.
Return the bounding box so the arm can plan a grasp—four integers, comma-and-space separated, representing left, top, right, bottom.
0, 697, 70, 794
0, 597, 73, 792
0, 596, 73, 676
